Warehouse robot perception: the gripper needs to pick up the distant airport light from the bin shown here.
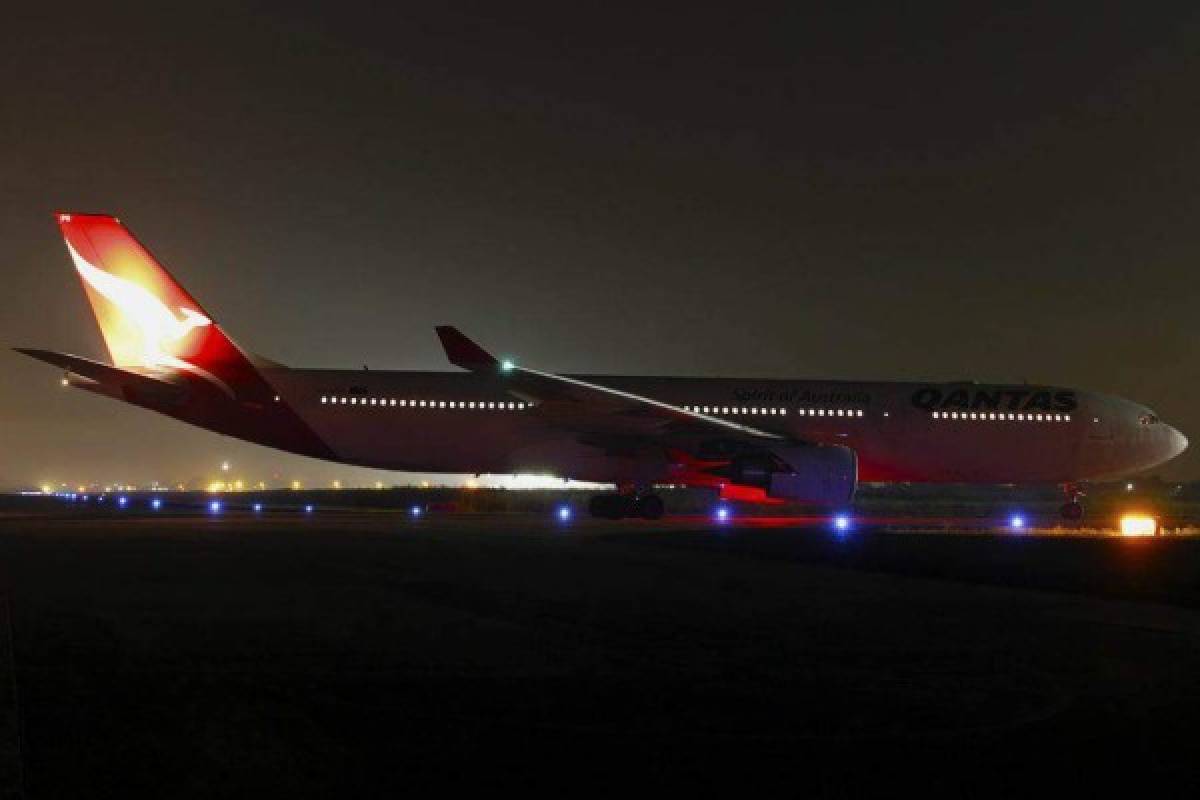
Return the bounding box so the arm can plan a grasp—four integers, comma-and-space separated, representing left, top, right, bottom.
304, 504, 315, 513
410, 505, 422, 517
1125, 482, 1135, 491
1009, 514, 1026, 530
208, 500, 222, 514
714, 505, 731, 523
252, 502, 263, 513
117, 496, 128, 508
833, 514, 851, 532
1119, 514, 1157, 537
151, 498, 162, 510
556, 505, 572, 522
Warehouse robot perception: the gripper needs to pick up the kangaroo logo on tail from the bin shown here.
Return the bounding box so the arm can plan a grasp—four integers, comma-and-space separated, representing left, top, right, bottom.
66, 240, 234, 396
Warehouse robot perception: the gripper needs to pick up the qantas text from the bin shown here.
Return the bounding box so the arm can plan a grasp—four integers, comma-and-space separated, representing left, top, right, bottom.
911, 387, 1077, 413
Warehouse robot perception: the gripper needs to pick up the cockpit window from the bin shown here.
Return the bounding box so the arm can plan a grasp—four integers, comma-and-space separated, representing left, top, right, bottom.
1139, 414, 1160, 426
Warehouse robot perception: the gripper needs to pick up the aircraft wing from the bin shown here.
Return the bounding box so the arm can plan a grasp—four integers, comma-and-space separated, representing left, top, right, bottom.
435, 326, 784, 445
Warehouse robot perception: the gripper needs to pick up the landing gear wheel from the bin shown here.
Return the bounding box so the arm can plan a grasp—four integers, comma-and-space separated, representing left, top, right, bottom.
635, 494, 664, 520
1060, 501, 1084, 521
1059, 483, 1087, 522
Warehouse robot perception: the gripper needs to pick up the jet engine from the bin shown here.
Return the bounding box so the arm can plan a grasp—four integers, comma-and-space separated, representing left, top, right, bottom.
726, 444, 857, 505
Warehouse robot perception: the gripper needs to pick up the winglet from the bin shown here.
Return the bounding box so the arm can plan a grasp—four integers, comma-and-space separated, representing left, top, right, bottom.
436, 326, 498, 372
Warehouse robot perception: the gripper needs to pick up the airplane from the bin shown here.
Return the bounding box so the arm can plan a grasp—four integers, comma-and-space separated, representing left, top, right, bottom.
16, 212, 1188, 521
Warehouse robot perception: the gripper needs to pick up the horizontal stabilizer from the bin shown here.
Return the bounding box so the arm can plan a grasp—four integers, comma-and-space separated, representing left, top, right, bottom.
14, 348, 186, 400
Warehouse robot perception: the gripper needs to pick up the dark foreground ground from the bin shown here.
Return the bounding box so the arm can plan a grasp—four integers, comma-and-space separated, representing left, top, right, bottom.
1, 509, 1199, 797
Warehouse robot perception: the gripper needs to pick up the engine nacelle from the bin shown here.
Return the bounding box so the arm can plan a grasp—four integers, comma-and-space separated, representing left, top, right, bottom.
729, 444, 857, 506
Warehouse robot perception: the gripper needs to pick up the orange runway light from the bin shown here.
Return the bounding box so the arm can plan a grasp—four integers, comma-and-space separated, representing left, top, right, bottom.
1119, 514, 1158, 537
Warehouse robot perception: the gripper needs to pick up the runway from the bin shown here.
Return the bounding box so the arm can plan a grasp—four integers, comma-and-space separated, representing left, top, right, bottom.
1, 508, 1199, 796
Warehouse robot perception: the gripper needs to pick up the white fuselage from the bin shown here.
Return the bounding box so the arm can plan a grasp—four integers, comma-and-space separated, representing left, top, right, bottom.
262, 370, 1187, 485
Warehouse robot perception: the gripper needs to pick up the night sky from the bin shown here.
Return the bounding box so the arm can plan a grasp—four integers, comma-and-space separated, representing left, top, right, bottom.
3, 2, 1200, 489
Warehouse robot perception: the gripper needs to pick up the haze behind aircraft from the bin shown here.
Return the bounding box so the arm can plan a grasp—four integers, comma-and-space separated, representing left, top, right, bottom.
17, 213, 1189, 519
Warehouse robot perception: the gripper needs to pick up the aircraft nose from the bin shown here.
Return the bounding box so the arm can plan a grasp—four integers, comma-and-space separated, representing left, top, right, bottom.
1167, 424, 1189, 459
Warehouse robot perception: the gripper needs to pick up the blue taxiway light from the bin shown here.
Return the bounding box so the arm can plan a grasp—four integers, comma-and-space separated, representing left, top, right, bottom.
556, 505, 572, 522
410, 505, 422, 517
252, 502, 263, 513
1009, 514, 1026, 530
151, 498, 162, 510
714, 505, 731, 522
208, 500, 222, 514
117, 496, 128, 508
304, 504, 314, 513
833, 514, 851, 532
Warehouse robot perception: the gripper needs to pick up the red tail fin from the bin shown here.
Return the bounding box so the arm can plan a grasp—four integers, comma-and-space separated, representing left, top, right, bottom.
56, 212, 269, 400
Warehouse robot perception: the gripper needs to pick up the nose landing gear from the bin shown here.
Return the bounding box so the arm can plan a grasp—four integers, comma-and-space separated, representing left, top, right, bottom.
1060, 484, 1086, 520
588, 492, 665, 520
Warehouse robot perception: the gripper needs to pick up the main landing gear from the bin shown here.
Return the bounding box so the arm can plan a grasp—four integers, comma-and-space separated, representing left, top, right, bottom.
1060, 484, 1086, 520
589, 493, 665, 520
